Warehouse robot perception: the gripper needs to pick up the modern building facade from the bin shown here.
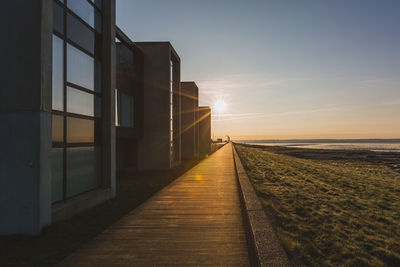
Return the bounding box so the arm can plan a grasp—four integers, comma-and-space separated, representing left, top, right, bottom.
0, 0, 116, 234
115, 27, 144, 173
198, 106, 212, 155
0, 1, 210, 235
180, 82, 199, 160
135, 42, 182, 170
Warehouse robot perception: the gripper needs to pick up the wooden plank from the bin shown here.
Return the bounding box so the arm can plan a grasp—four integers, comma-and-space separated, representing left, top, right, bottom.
60, 143, 250, 266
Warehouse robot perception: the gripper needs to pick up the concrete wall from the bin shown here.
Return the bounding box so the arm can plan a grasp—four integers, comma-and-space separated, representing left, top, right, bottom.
115, 30, 145, 173
0, 0, 53, 234
0, 0, 116, 234
181, 82, 199, 160
135, 42, 181, 170
199, 106, 211, 155
101, 0, 116, 199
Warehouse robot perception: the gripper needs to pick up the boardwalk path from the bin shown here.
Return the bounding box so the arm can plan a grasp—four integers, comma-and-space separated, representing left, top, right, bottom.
60, 143, 250, 266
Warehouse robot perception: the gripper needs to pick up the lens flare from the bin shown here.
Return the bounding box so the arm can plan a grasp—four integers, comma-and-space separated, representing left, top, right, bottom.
214, 99, 227, 114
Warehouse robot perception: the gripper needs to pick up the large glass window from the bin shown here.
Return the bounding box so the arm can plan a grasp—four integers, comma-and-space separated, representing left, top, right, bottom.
51, 148, 64, 202
89, 0, 102, 9
67, 86, 101, 117
66, 146, 101, 197
52, 35, 64, 111
116, 44, 134, 74
115, 90, 134, 128
67, 117, 96, 143
67, 13, 100, 54
53, 1, 64, 34
67, 44, 101, 92
67, 0, 101, 32
52, 115, 64, 143
51, 0, 103, 202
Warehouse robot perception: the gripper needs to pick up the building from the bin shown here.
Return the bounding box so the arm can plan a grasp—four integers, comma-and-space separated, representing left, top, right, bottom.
180, 82, 199, 160
115, 27, 144, 173
198, 106, 212, 155
0, 0, 116, 234
135, 42, 182, 170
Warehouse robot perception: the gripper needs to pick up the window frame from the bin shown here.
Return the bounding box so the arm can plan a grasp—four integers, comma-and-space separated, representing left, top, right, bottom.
51, 0, 104, 203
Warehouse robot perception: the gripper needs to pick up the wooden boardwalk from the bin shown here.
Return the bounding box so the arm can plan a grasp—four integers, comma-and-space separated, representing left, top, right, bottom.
60, 143, 250, 266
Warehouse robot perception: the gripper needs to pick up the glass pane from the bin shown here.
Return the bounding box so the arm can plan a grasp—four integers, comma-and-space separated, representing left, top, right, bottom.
67, 0, 94, 28
67, 13, 95, 54
120, 92, 134, 128
116, 43, 134, 74
67, 117, 94, 143
67, 86, 101, 117
52, 115, 64, 143
67, 0, 101, 32
51, 148, 64, 202
95, 10, 102, 33
52, 35, 64, 111
67, 44, 101, 92
66, 146, 101, 198
53, 1, 64, 34
90, 0, 101, 9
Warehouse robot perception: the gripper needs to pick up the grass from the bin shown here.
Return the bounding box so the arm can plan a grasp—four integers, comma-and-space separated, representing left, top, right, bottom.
235, 144, 400, 266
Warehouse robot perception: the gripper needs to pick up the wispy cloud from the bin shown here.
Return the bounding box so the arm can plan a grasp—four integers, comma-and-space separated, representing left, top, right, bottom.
212, 105, 348, 122
358, 78, 400, 88
197, 73, 289, 95
383, 99, 400, 106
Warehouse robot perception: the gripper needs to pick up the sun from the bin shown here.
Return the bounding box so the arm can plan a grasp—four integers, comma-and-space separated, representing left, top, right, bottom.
214, 99, 227, 114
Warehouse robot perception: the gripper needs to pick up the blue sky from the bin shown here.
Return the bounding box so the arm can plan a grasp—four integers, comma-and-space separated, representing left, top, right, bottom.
116, 0, 400, 139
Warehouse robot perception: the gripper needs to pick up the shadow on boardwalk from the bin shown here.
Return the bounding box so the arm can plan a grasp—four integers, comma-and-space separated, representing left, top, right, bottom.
0, 159, 202, 267
59, 143, 250, 266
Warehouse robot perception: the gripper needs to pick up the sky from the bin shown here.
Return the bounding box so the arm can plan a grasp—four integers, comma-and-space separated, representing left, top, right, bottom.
116, 0, 400, 140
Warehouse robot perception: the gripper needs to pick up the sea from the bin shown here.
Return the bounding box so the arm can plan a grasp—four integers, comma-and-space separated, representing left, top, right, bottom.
236, 139, 400, 153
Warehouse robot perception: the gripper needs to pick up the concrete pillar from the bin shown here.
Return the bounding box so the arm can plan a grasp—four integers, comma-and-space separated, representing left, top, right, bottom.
102, 0, 116, 197
136, 42, 181, 170
181, 82, 199, 160
199, 106, 211, 155
0, 0, 53, 234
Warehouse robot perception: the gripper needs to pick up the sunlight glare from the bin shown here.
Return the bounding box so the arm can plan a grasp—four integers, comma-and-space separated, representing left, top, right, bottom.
214, 99, 227, 114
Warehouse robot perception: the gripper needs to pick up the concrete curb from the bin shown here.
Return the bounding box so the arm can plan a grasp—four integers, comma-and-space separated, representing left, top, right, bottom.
232, 143, 291, 267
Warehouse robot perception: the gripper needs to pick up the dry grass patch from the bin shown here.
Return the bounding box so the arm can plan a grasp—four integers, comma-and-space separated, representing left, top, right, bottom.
235, 144, 400, 266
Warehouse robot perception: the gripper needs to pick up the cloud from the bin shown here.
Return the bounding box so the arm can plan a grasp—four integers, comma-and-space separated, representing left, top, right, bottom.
383, 99, 400, 106
211, 105, 348, 122
197, 73, 288, 95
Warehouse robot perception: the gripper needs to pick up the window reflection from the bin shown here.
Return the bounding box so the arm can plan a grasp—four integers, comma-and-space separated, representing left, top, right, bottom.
51, 148, 64, 202
52, 35, 64, 111
67, 13, 98, 54
52, 115, 64, 143
115, 90, 134, 128
67, 117, 94, 143
116, 44, 134, 75
90, 0, 102, 9
67, 86, 101, 117
53, 1, 64, 34
66, 146, 101, 197
67, 44, 101, 92
67, 0, 101, 32
51, 0, 103, 203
